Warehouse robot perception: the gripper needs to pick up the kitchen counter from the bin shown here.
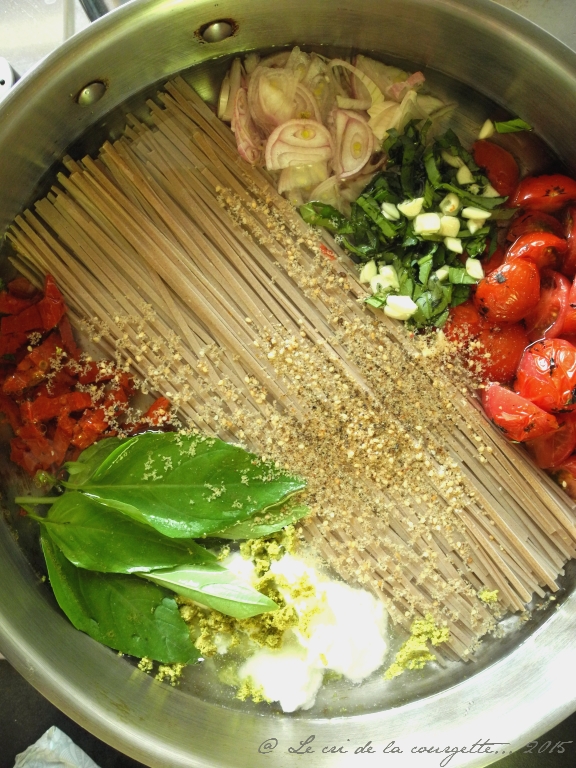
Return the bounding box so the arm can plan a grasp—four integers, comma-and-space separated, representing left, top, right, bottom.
1, 0, 576, 765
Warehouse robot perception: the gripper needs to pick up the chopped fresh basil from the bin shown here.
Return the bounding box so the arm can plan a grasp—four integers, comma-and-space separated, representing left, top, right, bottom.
494, 118, 532, 133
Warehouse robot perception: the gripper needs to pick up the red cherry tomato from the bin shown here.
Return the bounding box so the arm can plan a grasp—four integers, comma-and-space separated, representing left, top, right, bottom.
474, 258, 540, 323
505, 232, 567, 271
481, 246, 506, 276
474, 323, 529, 384
525, 413, 576, 468
472, 140, 519, 197
524, 269, 571, 342
561, 205, 576, 278
443, 300, 484, 343
558, 274, 576, 336
515, 338, 576, 412
481, 383, 558, 442
549, 454, 576, 500
511, 174, 576, 213
506, 211, 564, 243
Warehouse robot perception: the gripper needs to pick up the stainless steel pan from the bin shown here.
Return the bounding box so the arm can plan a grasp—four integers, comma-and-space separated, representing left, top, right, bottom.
1, 1, 576, 765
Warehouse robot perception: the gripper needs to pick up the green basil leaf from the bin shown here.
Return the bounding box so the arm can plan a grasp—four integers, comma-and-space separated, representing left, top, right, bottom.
451, 284, 472, 306
67, 432, 306, 539
438, 183, 507, 210
355, 195, 398, 239
299, 202, 354, 234
418, 255, 433, 285
434, 308, 450, 328
64, 437, 123, 483
494, 118, 532, 133
448, 267, 478, 285
43, 492, 216, 573
142, 564, 278, 619
217, 504, 310, 540
365, 295, 387, 309
423, 148, 441, 188
41, 531, 198, 664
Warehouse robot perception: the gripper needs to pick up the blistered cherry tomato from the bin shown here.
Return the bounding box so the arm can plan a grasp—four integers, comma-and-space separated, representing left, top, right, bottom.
524, 269, 571, 342
511, 174, 576, 213
506, 211, 564, 243
515, 338, 576, 412
474, 323, 529, 384
505, 232, 567, 271
549, 455, 576, 500
558, 274, 576, 336
473, 140, 519, 197
561, 205, 576, 278
526, 413, 576, 468
443, 300, 484, 343
481, 383, 558, 442
481, 246, 506, 276
474, 259, 540, 323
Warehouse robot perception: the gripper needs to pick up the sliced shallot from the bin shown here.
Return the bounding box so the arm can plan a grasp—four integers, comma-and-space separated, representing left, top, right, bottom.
309, 175, 343, 210
387, 71, 426, 102
328, 59, 384, 109
294, 83, 322, 122
248, 67, 298, 134
278, 161, 329, 193
265, 119, 333, 171
231, 87, 264, 165
333, 109, 374, 179
222, 58, 243, 123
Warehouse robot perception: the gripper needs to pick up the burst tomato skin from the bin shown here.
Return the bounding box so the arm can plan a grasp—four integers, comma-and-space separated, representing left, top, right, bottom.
550, 455, 576, 500
443, 300, 484, 343
481, 383, 558, 442
474, 323, 529, 384
562, 205, 576, 278
524, 269, 571, 342
481, 246, 506, 276
558, 273, 576, 336
515, 338, 576, 412
525, 413, 576, 468
474, 258, 540, 323
473, 140, 520, 196
505, 232, 567, 271
511, 174, 576, 212
506, 211, 564, 243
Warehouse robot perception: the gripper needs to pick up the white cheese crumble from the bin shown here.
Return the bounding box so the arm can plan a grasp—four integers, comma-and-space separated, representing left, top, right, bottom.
224, 552, 389, 712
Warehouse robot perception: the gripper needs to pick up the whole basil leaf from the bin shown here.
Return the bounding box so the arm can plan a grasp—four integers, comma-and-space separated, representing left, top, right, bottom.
64, 436, 122, 484
65, 432, 306, 539
142, 564, 278, 619
217, 503, 310, 540
41, 532, 199, 664
42, 492, 216, 573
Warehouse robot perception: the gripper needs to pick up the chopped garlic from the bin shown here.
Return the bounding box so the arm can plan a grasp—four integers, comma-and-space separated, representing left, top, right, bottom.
439, 215, 460, 238
381, 202, 400, 220
461, 206, 491, 220
456, 164, 475, 185
377, 265, 400, 290
359, 260, 378, 284
370, 271, 397, 294
444, 237, 463, 254
439, 193, 460, 215
482, 183, 500, 198
478, 119, 495, 139
436, 266, 450, 282
413, 212, 441, 235
441, 149, 463, 169
384, 294, 418, 320
397, 197, 424, 218
466, 257, 484, 280
467, 219, 484, 235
